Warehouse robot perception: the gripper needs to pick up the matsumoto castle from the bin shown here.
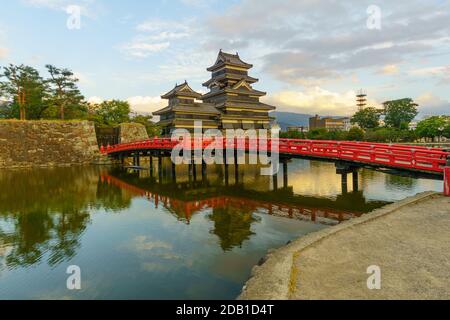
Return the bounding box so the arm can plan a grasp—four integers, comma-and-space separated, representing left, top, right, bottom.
153, 50, 276, 135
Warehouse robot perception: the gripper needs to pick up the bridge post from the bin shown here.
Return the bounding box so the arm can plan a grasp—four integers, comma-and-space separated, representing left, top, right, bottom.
352, 170, 359, 192
282, 160, 288, 189
341, 173, 348, 194
171, 162, 176, 182
273, 174, 278, 191
224, 152, 229, 186
234, 147, 239, 184
445, 157, 450, 197
158, 154, 163, 182
191, 153, 197, 181
149, 155, 153, 172
202, 159, 207, 177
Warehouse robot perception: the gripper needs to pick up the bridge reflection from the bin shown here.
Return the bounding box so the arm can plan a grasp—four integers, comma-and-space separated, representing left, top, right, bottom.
102, 162, 389, 227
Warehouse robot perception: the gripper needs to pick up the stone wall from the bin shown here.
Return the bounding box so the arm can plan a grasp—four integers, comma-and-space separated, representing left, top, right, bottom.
119, 123, 149, 143
0, 120, 100, 168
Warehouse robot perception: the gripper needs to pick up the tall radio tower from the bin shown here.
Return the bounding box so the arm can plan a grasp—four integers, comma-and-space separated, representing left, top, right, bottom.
356, 89, 367, 111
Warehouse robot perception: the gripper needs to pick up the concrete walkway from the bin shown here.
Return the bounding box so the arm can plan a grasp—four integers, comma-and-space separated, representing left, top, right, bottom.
239, 192, 450, 300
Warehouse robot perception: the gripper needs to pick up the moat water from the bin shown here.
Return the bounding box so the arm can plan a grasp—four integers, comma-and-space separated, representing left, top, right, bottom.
0, 159, 443, 299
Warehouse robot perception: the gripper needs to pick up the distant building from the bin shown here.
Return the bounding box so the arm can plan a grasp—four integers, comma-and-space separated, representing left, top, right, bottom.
287, 126, 309, 133
154, 50, 276, 135
343, 118, 352, 131
309, 115, 352, 131
409, 121, 418, 130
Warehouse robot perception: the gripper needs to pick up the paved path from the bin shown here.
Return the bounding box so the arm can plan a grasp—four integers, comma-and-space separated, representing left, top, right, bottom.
239, 192, 450, 300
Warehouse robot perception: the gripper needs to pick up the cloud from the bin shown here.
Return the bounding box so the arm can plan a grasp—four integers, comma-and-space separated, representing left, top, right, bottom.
136, 19, 191, 35
127, 96, 165, 114
87, 96, 165, 115
23, 0, 96, 17
103, 1, 450, 118
203, 0, 450, 85
119, 18, 195, 59
73, 71, 94, 86
120, 39, 170, 58
132, 235, 173, 252
409, 65, 450, 85
0, 47, 8, 59
380, 64, 400, 75
263, 87, 360, 116
416, 93, 450, 117
87, 96, 103, 104
180, 0, 217, 8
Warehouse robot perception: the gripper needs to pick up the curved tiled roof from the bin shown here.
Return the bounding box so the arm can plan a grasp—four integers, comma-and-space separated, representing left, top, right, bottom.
207, 50, 253, 71
161, 81, 202, 100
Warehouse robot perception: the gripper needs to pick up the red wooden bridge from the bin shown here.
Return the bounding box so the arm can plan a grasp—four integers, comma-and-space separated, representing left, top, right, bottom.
101, 138, 450, 195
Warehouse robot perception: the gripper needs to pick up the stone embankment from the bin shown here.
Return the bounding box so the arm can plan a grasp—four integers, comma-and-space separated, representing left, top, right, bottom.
118, 123, 149, 144
0, 120, 100, 168
239, 192, 450, 300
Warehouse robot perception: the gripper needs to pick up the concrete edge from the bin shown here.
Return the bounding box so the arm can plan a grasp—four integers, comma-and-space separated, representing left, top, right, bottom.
237, 191, 441, 300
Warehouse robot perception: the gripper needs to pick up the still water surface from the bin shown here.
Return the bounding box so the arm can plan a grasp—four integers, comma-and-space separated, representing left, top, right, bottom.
0, 159, 442, 299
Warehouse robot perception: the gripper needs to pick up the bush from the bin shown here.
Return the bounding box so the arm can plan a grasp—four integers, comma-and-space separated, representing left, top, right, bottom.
280, 130, 306, 139
363, 128, 416, 143
347, 127, 364, 141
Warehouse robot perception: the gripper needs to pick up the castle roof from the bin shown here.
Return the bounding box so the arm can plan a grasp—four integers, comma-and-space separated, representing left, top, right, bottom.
207, 50, 253, 72
161, 81, 202, 100
153, 103, 221, 116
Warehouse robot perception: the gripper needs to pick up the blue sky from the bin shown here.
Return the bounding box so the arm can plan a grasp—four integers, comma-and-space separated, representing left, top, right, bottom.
0, 0, 449, 117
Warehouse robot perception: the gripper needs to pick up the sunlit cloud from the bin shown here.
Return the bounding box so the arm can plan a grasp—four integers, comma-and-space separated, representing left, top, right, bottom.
127, 96, 165, 114
0, 47, 8, 59
416, 92, 450, 117
119, 39, 170, 58
409, 65, 450, 85
263, 87, 359, 116
380, 64, 400, 75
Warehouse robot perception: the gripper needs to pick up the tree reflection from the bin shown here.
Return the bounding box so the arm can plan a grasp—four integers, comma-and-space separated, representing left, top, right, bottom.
0, 168, 102, 270
1, 210, 54, 268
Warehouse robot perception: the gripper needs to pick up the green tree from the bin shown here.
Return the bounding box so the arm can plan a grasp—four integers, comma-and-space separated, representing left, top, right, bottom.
350, 107, 380, 129
443, 124, 450, 139
364, 127, 416, 143
94, 100, 131, 126
415, 116, 450, 140
0, 64, 48, 120
347, 127, 364, 141
46, 65, 84, 120
280, 130, 306, 139
383, 98, 418, 129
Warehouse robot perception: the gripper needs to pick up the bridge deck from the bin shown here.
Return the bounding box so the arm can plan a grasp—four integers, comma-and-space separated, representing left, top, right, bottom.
101, 138, 450, 175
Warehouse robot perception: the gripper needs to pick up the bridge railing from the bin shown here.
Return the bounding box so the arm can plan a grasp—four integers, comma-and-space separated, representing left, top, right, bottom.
100, 138, 450, 174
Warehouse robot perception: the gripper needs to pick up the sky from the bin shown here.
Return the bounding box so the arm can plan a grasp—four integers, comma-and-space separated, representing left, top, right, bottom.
0, 0, 449, 118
